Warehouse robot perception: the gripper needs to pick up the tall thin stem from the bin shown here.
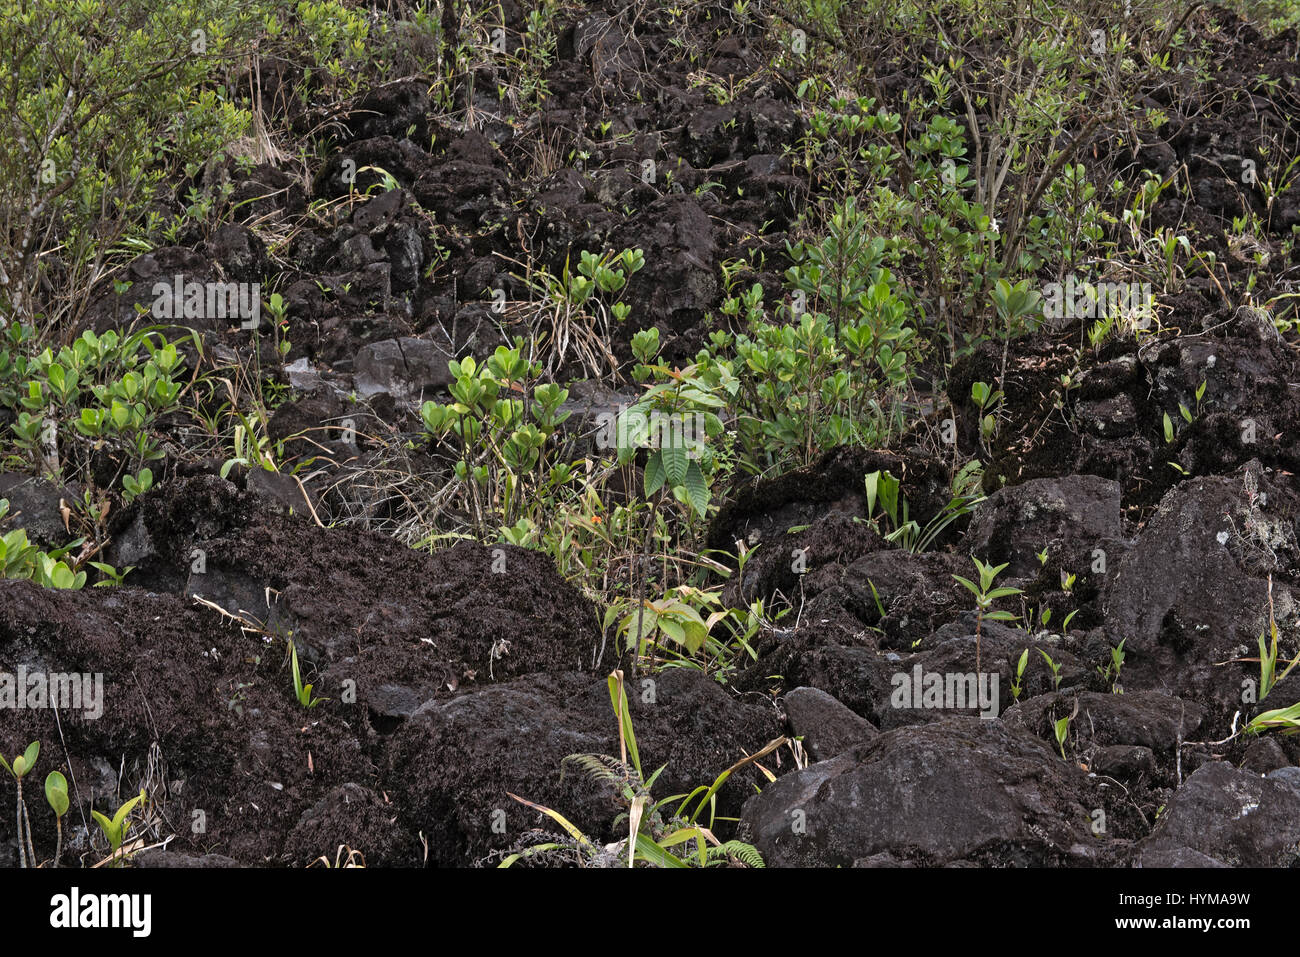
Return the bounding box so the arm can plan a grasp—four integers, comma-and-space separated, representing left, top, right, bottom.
15, 779, 27, 869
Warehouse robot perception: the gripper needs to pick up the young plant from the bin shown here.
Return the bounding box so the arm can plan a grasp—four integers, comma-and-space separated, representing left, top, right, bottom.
1011, 648, 1029, 703
1097, 639, 1126, 692
1, 741, 39, 868
289, 639, 326, 708
45, 771, 69, 867
91, 788, 146, 864
1252, 578, 1297, 702
87, 561, 134, 587
970, 381, 1004, 451
120, 466, 153, 504
614, 337, 735, 661
1039, 649, 1063, 691
421, 343, 574, 536
615, 585, 726, 660
1054, 710, 1072, 759
952, 558, 1022, 673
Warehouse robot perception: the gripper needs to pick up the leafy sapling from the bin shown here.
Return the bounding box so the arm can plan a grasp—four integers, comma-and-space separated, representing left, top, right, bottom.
953, 558, 1022, 674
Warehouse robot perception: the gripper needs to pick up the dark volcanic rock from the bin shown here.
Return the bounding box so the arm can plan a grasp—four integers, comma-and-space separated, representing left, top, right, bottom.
1138, 761, 1300, 866
783, 686, 878, 760
739, 718, 1100, 867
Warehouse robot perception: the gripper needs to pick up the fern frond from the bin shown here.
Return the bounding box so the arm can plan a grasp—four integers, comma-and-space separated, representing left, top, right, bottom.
706, 840, 765, 868
560, 752, 633, 789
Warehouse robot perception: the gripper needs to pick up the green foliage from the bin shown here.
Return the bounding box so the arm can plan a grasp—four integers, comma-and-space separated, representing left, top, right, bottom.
44, 769, 69, 868
862, 466, 984, 553
617, 586, 723, 658
1, 325, 188, 496
219, 408, 283, 479
953, 556, 1022, 672
1097, 639, 1126, 692
1054, 710, 1072, 759
0, 0, 260, 329
1256, 595, 1298, 702
989, 278, 1043, 334
0, 500, 87, 589
90, 788, 147, 862
617, 334, 734, 520
289, 639, 326, 708
421, 343, 573, 536
0, 741, 39, 782
44, 771, 69, 818
519, 247, 645, 377
703, 198, 918, 475
1040, 649, 1063, 691
1011, 648, 1029, 703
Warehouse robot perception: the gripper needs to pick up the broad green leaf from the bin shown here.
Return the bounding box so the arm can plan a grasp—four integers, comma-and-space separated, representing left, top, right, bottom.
683, 460, 709, 518
46, 771, 69, 816
661, 442, 688, 488
643, 451, 666, 496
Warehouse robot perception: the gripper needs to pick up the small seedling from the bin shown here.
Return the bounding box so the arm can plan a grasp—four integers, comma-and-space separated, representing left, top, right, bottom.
121, 467, 153, 503
1098, 638, 1126, 692
971, 381, 1004, 448
1039, 649, 1063, 691
1254, 578, 1297, 702
88, 561, 134, 587
91, 788, 146, 864
289, 639, 327, 708
45, 771, 69, 867
1054, 711, 1072, 758
1053, 698, 1079, 760
1011, 648, 1029, 703
1060, 609, 1079, 637
1, 741, 39, 868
